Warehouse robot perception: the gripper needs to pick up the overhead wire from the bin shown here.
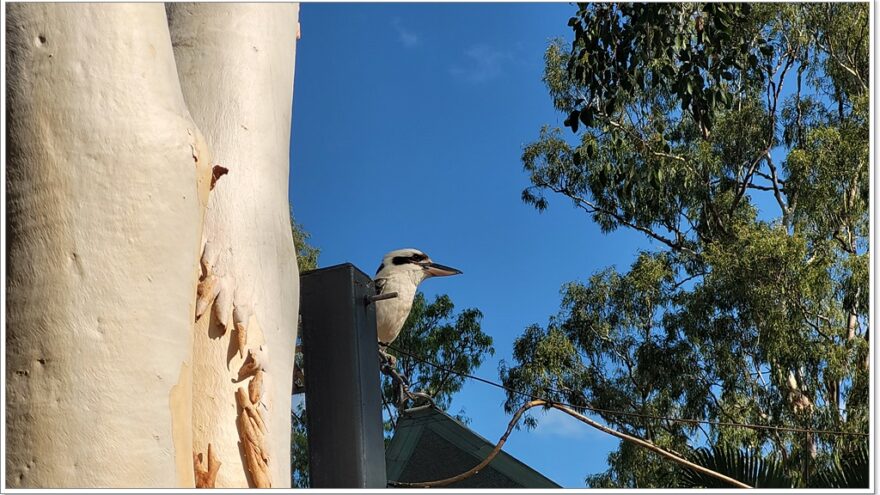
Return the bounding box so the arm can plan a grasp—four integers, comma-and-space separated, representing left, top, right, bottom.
385, 344, 869, 438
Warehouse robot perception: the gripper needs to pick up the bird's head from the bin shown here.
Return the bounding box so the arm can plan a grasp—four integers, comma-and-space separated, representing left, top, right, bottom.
375, 248, 462, 284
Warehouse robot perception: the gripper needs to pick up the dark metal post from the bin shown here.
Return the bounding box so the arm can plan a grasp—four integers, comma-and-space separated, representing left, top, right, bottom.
299, 263, 387, 488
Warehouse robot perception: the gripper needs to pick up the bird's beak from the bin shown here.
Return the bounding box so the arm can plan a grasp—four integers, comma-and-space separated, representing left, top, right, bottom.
421, 262, 462, 277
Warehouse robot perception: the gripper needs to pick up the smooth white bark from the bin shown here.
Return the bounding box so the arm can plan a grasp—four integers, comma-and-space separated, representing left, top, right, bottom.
6, 3, 211, 487
167, 3, 300, 488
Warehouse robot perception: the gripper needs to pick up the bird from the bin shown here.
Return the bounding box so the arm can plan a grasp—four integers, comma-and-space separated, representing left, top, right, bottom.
373, 248, 461, 365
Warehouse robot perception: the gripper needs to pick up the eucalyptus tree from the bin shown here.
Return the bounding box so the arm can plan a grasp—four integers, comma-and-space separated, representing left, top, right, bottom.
503, 3, 868, 487
7, 3, 301, 488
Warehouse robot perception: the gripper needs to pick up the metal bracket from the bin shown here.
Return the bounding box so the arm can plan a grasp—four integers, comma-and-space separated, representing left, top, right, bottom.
366, 291, 398, 304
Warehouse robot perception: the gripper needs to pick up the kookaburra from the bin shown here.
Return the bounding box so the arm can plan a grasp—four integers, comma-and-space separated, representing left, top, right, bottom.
374, 248, 461, 362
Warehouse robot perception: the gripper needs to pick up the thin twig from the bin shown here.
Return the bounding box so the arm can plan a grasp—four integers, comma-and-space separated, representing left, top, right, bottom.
387, 344, 869, 438
541, 182, 699, 258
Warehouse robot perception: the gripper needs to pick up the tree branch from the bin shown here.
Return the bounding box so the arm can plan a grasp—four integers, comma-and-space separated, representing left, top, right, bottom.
432, 338, 466, 400
832, 229, 856, 254
730, 54, 793, 214
821, 31, 868, 93
754, 169, 786, 185
729, 148, 770, 215
766, 156, 790, 223
738, 181, 778, 192
388, 400, 752, 489
601, 113, 692, 166
540, 182, 699, 258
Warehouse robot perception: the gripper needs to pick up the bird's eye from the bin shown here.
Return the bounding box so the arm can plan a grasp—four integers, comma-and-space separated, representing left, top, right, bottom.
392, 253, 427, 265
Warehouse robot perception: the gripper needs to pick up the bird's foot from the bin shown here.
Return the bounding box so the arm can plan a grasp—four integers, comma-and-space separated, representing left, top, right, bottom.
379, 347, 397, 370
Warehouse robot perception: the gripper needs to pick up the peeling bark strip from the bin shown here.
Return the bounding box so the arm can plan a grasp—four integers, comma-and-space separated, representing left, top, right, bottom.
236, 347, 269, 487
235, 322, 248, 359
249, 369, 264, 405
236, 387, 271, 487
195, 274, 219, 320
210, 165, 229, 190
238, 346, 267, 379
233, 301, 253, 358
193, 443, 221, 488
168, 3, 301, 487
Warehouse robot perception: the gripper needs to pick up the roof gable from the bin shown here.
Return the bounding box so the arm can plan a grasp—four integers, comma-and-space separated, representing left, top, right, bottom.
386, 405, 560, 488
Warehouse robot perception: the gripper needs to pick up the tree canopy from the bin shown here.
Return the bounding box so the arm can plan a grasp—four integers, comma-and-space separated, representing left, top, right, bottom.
381, 292, 494, 433
504, 2, 868, 488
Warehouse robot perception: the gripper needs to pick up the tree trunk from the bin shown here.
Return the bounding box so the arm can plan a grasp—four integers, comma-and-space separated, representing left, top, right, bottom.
6, 2, 300, 488
167, 3, 300, 488
6, 3, 212, 487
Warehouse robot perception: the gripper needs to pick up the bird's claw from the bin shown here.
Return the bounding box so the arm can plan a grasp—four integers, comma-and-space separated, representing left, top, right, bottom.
379, 347, 397, 371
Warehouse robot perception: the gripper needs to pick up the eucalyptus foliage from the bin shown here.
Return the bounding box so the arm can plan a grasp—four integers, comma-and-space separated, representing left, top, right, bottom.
505, 3, 868, 488
290, 214, 317, 488
290, 206, 320, 272
382, 292, 494, 433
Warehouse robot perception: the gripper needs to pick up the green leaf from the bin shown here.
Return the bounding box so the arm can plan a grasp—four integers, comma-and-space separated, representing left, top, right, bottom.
654, 120, 665, 133
579, 107, 594, 127
748, 53, 759, 67
565, 110, 580, 133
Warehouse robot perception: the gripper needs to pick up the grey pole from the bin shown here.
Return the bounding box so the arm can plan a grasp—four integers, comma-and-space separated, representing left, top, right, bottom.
299, 263, 387, 488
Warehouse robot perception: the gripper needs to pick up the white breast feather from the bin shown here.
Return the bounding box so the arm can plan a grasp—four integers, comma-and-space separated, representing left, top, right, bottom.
375, 275, 418, 344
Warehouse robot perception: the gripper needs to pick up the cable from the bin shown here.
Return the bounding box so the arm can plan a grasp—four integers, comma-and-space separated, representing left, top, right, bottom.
386, 344, 869, 438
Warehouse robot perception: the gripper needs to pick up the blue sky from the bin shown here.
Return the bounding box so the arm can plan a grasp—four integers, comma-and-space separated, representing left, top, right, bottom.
289, 3, 658, 487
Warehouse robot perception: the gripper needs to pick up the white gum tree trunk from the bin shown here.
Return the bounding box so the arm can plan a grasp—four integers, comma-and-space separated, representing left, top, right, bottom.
5, 3, 211, 487
167, 3, 300, 488
5, 2, 300, 488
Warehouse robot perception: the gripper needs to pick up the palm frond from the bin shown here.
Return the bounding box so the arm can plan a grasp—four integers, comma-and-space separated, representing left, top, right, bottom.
680, 445, 792, 488
810, 442, 869, 489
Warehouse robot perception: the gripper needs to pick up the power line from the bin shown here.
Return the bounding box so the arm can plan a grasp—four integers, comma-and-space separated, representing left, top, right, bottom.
386, 344, 869, 438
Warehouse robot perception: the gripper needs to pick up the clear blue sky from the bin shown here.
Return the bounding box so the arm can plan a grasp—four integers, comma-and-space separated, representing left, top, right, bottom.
289, 3, 658, 487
